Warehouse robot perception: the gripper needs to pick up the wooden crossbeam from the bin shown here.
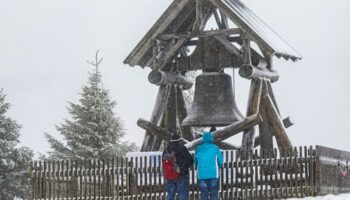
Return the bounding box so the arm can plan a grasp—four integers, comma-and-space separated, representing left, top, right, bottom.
158, 28, 241, 40
239, 64, 279, 83
185, 114, 261, 150
214, 36, 242, 56
148, 70, 193, 90
138, 118, 240, 150
217, 141, 240, 150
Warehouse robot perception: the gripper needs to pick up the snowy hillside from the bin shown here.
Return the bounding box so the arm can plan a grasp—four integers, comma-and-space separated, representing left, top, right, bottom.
287, 193, 350, 200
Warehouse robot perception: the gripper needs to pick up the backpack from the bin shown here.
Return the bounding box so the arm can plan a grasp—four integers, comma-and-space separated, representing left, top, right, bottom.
162, 151, 180, 180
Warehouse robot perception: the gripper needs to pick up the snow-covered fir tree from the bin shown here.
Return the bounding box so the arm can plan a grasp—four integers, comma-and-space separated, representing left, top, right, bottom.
45, 52, 137, 160
0, 89, 34, 200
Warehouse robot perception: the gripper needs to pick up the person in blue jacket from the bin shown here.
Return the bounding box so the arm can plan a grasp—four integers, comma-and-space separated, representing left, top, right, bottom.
194, 130, 223, 200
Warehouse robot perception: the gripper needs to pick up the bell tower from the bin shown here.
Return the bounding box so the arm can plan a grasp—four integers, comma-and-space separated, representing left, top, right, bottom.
124, 0, 301, 159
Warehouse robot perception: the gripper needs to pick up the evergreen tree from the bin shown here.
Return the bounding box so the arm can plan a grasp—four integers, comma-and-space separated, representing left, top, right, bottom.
45, 51, 137, 160
0, 89, 34, 200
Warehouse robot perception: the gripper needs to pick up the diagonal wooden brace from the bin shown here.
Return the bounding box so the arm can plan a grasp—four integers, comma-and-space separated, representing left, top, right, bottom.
261, 94, 293, 155
185, 114, 262, 150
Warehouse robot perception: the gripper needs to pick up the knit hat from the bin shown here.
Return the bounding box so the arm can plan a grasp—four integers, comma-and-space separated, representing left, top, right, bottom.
209, 125, 217, 133
170, 134, 181, 142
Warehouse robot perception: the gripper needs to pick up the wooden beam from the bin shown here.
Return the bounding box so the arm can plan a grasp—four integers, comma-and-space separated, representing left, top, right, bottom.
154, 112, 168, 151
165, 85, 177, 133
139, 118, 241, 151
152, 85, 178, 150
255, 117, 293, 147
158, 28, 241, 40
241, 33, 252, 65
239, 64, 279, 83
254, 136, 262, 147
261, 94, 293, 154
258, 80, 274, 156
217, 141, 240, 150
266, 79, 281, 114
283, 117, 294, 129
184, 36, 240, 46
214, 36, 242, 57
193, 0, 206, 31
219, 10, 229, 29
137, 118, 173, 141
148, 70, 193, 90
140, 85, 169, 151
157, 37, 190, 70
212, 9, 222, 29
209, 0, 275, 57
241, 78, 263, 159
185, 114, 261, 150
124, 0, 192, 66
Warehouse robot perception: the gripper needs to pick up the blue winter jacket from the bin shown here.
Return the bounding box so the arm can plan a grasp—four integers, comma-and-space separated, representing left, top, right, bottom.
194, 132, 223, 180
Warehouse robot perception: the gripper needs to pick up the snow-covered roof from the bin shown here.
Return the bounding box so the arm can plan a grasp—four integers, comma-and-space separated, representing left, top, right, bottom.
124, 0, 301, 69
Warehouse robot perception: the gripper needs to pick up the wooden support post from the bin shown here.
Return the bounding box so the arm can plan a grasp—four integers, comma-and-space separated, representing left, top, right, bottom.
241, 78, 263, 159
152, 39, 159, 70
185, 114, 261, 150
242, 33, 252, 65
259, 80, 274, 157
140, 85, 169, 151
165, 85, 177, 133
151, 85, 177, 150
194, 0, 204, 31
176, 86, 194, 141
261, 93, 293, 154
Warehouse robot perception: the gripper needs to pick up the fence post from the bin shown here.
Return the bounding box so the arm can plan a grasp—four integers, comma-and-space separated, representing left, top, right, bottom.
313, 146, 319, 196
127, 159, 136, 196
30, 161, 34, 200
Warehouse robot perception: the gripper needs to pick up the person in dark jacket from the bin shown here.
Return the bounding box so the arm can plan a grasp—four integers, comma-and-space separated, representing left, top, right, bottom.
195, 131, 223, 200
163, 134, 193, 200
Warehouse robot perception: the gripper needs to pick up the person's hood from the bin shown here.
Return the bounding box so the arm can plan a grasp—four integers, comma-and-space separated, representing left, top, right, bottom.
202, 132, 214, 143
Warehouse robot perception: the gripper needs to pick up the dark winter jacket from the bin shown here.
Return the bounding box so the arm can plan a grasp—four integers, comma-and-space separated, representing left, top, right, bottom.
163, 141, 194, 177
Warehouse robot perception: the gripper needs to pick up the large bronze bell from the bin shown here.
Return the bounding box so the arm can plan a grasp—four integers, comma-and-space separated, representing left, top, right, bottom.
182, 72, 243, 127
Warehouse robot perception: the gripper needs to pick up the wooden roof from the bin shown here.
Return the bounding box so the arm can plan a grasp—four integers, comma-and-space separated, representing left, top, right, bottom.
124, 0, 196, 68
124, 0, 301, 68
211, 0, 301, 60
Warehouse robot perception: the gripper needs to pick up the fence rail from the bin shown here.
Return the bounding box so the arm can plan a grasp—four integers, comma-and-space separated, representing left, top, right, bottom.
30, 146, 317, 200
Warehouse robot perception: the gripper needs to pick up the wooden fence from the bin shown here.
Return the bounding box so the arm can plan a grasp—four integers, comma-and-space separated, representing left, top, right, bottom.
30, 146, 317, 199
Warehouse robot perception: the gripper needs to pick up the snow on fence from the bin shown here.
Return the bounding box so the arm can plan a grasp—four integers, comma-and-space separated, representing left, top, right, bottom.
30, 146, 317, 200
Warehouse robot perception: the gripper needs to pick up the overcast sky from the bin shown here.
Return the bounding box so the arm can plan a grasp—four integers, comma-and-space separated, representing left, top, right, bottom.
1, 0, 350, 156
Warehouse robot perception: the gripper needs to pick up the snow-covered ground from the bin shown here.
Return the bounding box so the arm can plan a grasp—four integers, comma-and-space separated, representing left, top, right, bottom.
287, 193, 350, 200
